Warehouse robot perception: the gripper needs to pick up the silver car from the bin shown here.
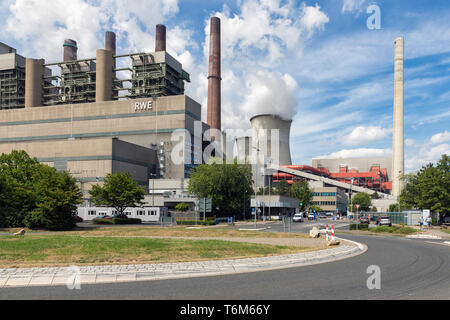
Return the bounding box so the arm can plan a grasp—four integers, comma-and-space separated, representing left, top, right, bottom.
293, 214, 304, 223
379, 216, 392, 227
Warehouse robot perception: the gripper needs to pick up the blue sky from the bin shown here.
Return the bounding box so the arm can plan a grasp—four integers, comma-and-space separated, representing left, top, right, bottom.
0, 0, 449, 173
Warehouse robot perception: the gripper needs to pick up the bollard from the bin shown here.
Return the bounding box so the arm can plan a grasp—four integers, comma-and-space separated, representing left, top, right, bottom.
326, 224, 329, 241
331, 225, 335, 241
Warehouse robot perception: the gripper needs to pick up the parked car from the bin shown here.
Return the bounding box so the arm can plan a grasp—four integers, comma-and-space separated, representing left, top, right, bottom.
359, 216, 370, 224
74, 216, 83, 223
113, 214, 128, 219
319, 212, 328, 219
442, 214, 450, 225
293, 213, 304, 223
94, 215, 112, 220
308, 213, 315, 220
378, 216, 392, 227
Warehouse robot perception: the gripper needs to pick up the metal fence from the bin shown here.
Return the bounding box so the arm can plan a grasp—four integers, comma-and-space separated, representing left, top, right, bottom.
364, 212, 422, 225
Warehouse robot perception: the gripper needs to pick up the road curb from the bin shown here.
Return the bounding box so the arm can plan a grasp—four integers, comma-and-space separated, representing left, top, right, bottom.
0, 239, 367, 288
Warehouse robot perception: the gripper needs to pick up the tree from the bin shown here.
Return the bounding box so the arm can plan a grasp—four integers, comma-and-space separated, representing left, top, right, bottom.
175, 203, 189, 212
351, 192, 372, 212
309, 204, 322, 212
89, 172, 145, 216
400, 154, 449, 220
24, 167, 82, 230
276, 180, 291, 196
371, 192, 380, 199
0, 151, 41, 227
0, 150, 82, 230
289, 182, 314, 211
388, 203, 400, 212
188, 159, 253, 219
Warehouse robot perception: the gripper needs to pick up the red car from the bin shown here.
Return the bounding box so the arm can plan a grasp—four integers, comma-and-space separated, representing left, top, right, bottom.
74, 216, 84, 223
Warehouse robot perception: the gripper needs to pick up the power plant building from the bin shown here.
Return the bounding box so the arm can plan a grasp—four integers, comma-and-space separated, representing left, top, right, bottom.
0, 25, 213, 200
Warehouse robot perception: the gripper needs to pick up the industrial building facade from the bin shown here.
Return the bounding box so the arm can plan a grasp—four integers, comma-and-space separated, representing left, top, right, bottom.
0, 25, 211, 200
311, 187, 348, 214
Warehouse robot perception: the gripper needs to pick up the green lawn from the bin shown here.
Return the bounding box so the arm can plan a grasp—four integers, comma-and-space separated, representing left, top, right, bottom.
0, 235, 311, 268
66, 226, 310, 239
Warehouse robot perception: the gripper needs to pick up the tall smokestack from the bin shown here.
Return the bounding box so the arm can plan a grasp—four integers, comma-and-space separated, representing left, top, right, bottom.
155, 24, 166, 52
392, 37, 404, 199
63, 39, 78, 61
207, 17, 222, 135
105, 31, 116, 55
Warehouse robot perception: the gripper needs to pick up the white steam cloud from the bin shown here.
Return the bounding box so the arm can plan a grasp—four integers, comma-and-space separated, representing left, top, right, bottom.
241, 71, 299, 121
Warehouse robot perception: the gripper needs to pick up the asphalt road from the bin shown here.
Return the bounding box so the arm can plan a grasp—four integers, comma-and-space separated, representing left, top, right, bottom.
1, 231, 449, 300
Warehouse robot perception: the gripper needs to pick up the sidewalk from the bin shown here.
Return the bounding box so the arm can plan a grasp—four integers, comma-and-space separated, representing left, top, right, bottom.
0, 238, 366, 288
409, 226, 450, 240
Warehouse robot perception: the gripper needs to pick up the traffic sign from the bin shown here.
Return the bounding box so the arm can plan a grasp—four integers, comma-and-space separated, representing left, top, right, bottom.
199, 198, 212, 213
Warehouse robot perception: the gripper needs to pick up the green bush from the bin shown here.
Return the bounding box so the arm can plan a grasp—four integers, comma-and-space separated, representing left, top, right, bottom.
371, 226, 392, 233
93, 218, 142, 225
176, 219, 217, 226
371, 225, 418, 234
175, 203, 189, 212
349, 224, 369, 231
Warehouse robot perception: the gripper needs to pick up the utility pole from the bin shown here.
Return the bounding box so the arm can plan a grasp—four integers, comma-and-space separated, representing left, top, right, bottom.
253, 146, 260, 229
350, 178, 354, 222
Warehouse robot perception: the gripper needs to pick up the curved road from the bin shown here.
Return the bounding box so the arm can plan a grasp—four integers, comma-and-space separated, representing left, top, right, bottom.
1, 233, 449, 300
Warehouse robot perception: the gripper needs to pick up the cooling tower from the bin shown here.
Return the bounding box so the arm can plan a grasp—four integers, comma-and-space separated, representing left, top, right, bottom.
392, 37, 404, 199
63, 39, 78, 61
250, 114, 292, 167
236, 136, 252, 164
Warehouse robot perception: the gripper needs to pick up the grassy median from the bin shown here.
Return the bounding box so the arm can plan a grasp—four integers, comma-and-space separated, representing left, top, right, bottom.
66, 226, 310, 239
0, 235, 313, 268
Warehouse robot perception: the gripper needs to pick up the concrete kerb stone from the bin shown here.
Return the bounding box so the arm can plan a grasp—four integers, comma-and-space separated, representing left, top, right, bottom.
0, 239, 367, 288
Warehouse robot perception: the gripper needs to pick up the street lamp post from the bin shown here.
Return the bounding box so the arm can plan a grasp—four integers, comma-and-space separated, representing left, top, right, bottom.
350, 178, 354, 222
253, 146, 260, 229
398, 170, 402, 213
150, 173, 156, 207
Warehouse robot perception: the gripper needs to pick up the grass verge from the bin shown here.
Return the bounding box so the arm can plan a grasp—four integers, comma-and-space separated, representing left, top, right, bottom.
0, 235, 315, 268
345, 225, 419, 235
369, 225, 419, 235
65, 226, 310, 239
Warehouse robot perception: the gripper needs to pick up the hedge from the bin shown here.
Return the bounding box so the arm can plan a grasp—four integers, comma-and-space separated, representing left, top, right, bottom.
93, 218, 142, 225
176, 219, 217, 226
349, 223, 369, 231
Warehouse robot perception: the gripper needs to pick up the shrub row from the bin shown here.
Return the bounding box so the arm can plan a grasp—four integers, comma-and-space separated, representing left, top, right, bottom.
371, 225, 418, 234
93, 218, 142, 225
176, 219, 217, 226
349, 224, 369, 231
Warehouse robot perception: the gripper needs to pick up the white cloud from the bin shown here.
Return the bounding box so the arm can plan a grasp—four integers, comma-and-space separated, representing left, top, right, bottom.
406, 143, 449, 173
194, 0, 331, 130
5, 0, 106, 61
342, 126, 392, 146
341, 0, 369, 15
315, 148, 392, 159
3, 0, 181, 62
241, 71, 298, 121
405, 139, 416, 147
430, 131, 450, 144
300, 3, 330, 34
